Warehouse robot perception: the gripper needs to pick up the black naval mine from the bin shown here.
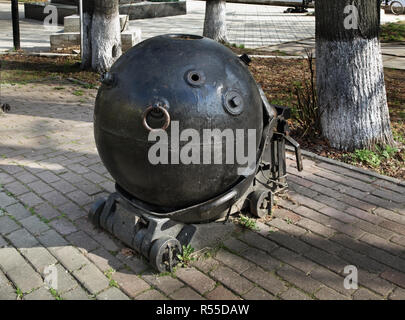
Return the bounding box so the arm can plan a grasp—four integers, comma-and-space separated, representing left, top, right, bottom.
89, 34, 303, 272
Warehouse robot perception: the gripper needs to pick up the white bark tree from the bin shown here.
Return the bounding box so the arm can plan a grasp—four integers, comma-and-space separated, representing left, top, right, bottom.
316, 0, 394, 151
203, 0, 228, 43
81, 0, 122, 73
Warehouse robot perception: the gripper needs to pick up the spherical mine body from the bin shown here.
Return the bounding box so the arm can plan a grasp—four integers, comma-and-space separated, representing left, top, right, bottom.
94, 34, 264, 222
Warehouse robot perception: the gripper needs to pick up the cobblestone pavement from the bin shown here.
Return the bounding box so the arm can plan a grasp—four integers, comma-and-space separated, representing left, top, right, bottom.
1, 0, 404, 52
0, 82, 405, 300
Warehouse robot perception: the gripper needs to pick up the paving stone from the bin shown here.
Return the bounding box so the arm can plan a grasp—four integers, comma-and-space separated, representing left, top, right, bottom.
5, 181, 29, 196
92, 232, 120, 252
42, 190, 69, 206
35, 203, 60, 220
210, 266, 254, 296
20, 246, 58, 275
0, 192, 18, 208
267, 230, 312, 254
315, 287, 350, 300
5, 202, 31, 220
176, 267, 216, 295
0, 172, 16, 185
51, 180, 77, 194
7, 228, 39, 248
239, 230, 278, 254
192, 257, 220, 274
296, 217, 336, 238
338, 248, 386, 274
389, 287, 405, 300
170, 287, 205, 300
73, 264, 109, 295
76, 180, 103, 196
356, 221, 394, 239
391, 235, 405, 248
37, 229, 69, 251
135, 289, 168, 300
60, 172, 83, 184
112, 270, 150, 298
24, 287, 54, 300
205, 285, 240, 300
345, 206, 383, 224
142, 274, 184, 295
289, 193, 327, 211
67, 164, 89, 174
280, 287, 312, 300
53, 264, 79, 293
49, 218, 77, 235
116, 253, 149, 274
83, 172, 107, 184
310, 267, 355, 296
215, 249, 253, 274
19, 192, 43, 207
379, 220, 405, 236
97, 287, 130, 300
60, 286, 91, 300
19, 215, 49, 236
27, 180, 53, 195
36, 171, 60, 184
381, 269, 405, 289
222, 237, 250, 254
86, 247, 124, 272
293, 205, 331, 226
66, 230, 100, 253
53, 246, 90, 271
243, 266, 287, 296
243, 287, 276, 300
300, 233, 344, 256
0, 235, 7, 248
0, 216, 20, 235
59, 201, 87, 221
353, 288, 383, 300
0, 270, 16, 300
304, 247, 347, 273
358, 271, 394, 297
66, 190, 91, 206
240, 247, 282, 272
267, 218, 307, 236
0, 247, 43, 293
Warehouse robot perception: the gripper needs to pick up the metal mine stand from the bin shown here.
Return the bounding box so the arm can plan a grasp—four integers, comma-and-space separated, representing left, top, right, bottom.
88, 57, 303, 273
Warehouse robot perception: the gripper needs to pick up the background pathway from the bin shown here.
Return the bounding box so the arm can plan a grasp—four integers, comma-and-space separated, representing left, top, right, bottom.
0, 82, 404, 300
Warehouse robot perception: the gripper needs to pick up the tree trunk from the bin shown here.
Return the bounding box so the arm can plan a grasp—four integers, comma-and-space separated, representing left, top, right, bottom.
203, 0, 228, 43
81, 0, 122, 73
316, 0, 394, 151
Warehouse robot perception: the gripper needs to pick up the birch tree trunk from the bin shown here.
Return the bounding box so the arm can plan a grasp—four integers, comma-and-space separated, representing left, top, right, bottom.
316, 0, 394, 151
203, 0, 228, 43
81, 0, 122, 73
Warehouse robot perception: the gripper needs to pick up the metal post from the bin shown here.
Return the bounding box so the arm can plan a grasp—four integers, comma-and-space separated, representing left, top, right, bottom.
79, 0, 84, 60
11, 0, 20, 50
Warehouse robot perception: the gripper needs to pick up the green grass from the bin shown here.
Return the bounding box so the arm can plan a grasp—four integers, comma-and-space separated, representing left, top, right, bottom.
16, 288, 23, 299
177, 244, 196, 267
49, 288, 63, 300
104, 268, 119, 288
381, 21, 405, 42
72, 90, 84, 96
237, 214, 259, 231
345, 144, 399, 168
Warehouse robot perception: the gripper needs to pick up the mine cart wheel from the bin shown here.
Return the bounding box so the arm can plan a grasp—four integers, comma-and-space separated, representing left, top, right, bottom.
249, 190, 273, 218
149, 237, 182, 273
88, 198, 106, 227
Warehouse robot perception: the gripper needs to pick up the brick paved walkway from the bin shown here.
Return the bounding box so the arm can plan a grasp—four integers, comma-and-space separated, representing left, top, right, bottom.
0, 82, 405, 300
